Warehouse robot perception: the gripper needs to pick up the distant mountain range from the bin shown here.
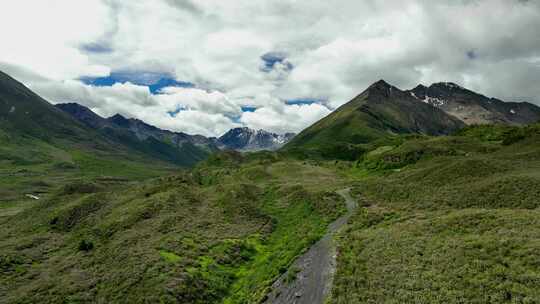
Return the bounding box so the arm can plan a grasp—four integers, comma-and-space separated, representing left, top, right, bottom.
55, 102, 219, 166
3, 68, 539, 165
0, 70, 296, 169
56, 103, 296, 153
285, 80, 540, 158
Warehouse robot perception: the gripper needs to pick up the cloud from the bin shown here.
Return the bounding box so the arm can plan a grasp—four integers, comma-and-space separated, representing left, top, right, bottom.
1, 0, 540, 137
240, 103, 331, 134
0, 0, 112, 80
27, 79, 239, 137
157, 87, 242, 116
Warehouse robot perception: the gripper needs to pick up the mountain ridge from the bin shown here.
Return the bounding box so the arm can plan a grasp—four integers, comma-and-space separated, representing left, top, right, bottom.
1, 70, 213, 168
55, 102, 295, 153
284, 79, 467, 158
217, 127, 295, 151
408, 82, 540, 125
54, 102, 217, 166
0, 71, 99, 143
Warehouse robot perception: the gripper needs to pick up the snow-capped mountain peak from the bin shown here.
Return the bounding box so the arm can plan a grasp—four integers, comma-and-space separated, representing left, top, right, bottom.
218, 127, 295, 151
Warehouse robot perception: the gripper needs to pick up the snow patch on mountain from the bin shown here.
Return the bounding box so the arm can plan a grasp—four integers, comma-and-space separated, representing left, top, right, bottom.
218, 127, 295, 151
422, 96, 446, 107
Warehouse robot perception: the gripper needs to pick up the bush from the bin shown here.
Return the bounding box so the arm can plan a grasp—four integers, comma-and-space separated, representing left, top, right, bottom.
50, 195, 106, 231
284, 266, 301, 284
61, 181, 103, 195
78, 239, 94, 252
319, 143, 367, 161
53, 161, 78, 170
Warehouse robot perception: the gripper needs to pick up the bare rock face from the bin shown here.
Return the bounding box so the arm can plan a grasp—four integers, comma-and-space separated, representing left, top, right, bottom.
409, 82, 540, 125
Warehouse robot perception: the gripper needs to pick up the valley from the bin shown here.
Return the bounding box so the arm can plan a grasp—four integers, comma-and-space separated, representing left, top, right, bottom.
1, 70, 540, 303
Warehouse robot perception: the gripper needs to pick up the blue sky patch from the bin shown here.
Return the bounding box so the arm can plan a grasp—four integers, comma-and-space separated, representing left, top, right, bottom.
167, 106, 187, 117
260, 52, 294, 73
149, 78, 194, 94
80, 71, 194, 94
285, 98, 322, 105
241, 106, 257, 112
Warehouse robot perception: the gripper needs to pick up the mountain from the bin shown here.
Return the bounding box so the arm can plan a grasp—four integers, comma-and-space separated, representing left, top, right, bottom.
0, 71, 98, 143
409, 82, 540, 125
53, 102, 109, 129
55, 103, 218, 167
55, 103, 217, 151
56, 103, 296, 155
217, 127, 295, 151
284, 80, 465, 158
56, 103, 295, 155
0, 70, 211, 171
0, 70, 184, 200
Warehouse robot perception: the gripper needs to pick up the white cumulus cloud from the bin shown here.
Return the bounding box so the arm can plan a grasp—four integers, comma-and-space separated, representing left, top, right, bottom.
1, 0, 539, 136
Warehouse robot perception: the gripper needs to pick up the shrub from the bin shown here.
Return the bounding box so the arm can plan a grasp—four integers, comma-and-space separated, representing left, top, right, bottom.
61, 181, 103, 195
284, 266, 301, 284
78, 239, 94, 252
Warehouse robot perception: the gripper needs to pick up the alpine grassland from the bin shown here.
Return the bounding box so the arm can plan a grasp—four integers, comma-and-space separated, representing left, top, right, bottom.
330, 124, 540, 303
1, 150, 347, 303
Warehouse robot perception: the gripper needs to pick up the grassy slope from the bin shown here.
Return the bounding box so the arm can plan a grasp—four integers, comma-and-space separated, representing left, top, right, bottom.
0, 152, 347, 303
0, 130, 176, 205
100, 126, 212, 167
0, 70, 181, 210
284, 84, 464, 160
330, 124, 540, 303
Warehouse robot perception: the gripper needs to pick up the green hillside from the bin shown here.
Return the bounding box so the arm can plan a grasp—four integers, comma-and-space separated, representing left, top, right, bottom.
284, 80, 464, 159
331, 123, 540, 303
99, 126, 212, 167
0, 71, 180, 204
2, 122, 540, 303
1, 154, 347, 303
0, 71, 89, 141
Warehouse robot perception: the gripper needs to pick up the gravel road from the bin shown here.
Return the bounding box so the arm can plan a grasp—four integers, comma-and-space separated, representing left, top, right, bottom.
263, 188, 357, 304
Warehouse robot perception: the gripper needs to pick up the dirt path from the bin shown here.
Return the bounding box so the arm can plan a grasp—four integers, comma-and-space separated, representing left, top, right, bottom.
263, 188, 357, 304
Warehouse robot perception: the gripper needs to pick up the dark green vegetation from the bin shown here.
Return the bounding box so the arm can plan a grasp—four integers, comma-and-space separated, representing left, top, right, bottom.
0, 131, 176, 201
0, 71, 93, 143
1, 153, 347, 303
284, 80, 464, 160
6, 123, 538, 304
330, 123, 540, 303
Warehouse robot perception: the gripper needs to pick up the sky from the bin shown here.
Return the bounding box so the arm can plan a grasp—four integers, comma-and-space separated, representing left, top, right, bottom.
1, 0, 539, 137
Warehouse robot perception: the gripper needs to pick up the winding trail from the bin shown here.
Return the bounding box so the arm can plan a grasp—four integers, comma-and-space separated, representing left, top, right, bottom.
264, 188, 357, 304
